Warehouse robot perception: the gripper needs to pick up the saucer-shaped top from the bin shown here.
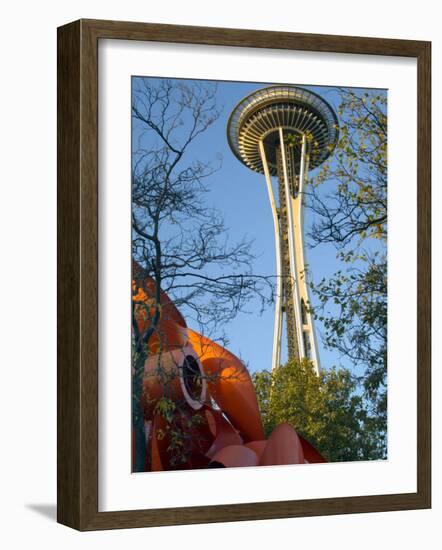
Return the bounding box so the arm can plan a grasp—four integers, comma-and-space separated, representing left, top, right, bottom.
227, 85, 339, 175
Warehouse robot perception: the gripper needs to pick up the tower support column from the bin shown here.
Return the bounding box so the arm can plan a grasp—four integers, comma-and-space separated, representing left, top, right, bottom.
259, 140, 283, 371
278, 128, 306, 363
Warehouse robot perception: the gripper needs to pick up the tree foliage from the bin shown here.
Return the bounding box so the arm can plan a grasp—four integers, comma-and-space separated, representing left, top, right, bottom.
306, 88, 388, 440
253, 359, 386, 462
309, 89, 387, 246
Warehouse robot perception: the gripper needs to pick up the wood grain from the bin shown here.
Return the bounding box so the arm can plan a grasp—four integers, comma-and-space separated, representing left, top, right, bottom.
57, 20, 81, 529
57, 19, 431, 531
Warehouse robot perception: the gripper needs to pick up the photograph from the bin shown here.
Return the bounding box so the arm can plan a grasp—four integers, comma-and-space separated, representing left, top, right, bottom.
0, 0, 434, 539
0, 0, 431, 538
130, 77, 388, 473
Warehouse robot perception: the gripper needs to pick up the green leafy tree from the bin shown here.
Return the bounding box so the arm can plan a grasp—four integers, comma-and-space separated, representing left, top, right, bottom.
306, 88, 387, 441
253, 359, 385, 462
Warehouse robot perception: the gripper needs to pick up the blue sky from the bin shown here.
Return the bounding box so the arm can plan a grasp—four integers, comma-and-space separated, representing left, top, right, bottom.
132, 77, 387, 375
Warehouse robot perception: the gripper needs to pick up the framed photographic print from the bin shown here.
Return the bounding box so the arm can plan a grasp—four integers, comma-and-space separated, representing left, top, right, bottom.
57, 19, 431, 530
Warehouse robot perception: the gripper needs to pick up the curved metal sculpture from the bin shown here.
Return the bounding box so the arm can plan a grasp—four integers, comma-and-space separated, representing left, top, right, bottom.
132, 263, 326, 471
227, 85, 338, 373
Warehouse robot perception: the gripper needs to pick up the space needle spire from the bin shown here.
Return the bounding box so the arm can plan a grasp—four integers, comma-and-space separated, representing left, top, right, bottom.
227, 86, 338, 373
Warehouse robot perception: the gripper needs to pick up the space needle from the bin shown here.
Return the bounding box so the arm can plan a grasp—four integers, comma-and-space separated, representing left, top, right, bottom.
227, 86, 338, 373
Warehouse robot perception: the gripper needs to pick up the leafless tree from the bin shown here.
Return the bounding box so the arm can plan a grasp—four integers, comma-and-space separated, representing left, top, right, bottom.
131, 79, 274, 471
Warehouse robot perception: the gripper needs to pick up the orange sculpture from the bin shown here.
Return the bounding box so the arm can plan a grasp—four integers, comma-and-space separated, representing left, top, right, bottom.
132, 263, 325, 471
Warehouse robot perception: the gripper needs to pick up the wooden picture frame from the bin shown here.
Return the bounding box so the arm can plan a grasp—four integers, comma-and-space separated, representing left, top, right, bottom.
57, 18, 431, 531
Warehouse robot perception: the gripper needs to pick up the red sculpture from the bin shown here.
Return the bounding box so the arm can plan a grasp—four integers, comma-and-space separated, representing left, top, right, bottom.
132, 263, 325, 471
